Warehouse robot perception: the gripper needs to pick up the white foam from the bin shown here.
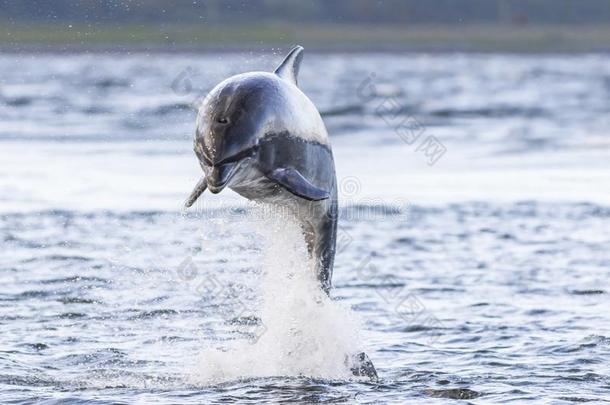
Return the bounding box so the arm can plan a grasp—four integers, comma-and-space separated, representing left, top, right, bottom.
191, 206, 363, 385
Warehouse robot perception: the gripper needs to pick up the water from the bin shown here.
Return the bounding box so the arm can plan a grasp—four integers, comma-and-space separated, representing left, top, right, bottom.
1, 52, 610, 403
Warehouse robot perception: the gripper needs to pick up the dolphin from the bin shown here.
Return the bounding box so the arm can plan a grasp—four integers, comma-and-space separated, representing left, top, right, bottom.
185, 46, 377, 379
185, 45, 337, 293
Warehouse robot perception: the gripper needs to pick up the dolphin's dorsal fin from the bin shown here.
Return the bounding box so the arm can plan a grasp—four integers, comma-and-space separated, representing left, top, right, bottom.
274, 45, 304, 86
267, 167, 329, 201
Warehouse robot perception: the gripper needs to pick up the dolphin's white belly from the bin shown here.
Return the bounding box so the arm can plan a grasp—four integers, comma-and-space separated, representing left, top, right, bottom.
230, 165, 280, 202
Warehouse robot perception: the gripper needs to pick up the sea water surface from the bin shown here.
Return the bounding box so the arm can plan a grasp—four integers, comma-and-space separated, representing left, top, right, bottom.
1, 52, 610, 403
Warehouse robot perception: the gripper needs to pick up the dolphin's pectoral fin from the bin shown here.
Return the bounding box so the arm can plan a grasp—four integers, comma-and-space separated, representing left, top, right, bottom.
185, 176, 207, 208
348, 352, 378, 381
274, 45, 304, 86
267, 168, 330, 201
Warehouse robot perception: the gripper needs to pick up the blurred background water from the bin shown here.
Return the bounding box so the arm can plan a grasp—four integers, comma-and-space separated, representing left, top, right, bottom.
2, 1, 610, 404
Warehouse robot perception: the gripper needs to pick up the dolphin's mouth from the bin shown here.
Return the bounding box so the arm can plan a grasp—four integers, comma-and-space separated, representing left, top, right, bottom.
186, 145, 258, 207
204, 145, 258, 192
207, 161, 239, 193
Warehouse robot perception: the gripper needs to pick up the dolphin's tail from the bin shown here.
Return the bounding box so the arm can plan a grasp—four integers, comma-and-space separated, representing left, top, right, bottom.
348, 352, 378, 381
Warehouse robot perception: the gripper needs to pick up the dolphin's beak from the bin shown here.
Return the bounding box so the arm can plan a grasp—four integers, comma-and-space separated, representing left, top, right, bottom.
207, 162, 238, 194
184, 161, 240, 208
185, 176, 207, 208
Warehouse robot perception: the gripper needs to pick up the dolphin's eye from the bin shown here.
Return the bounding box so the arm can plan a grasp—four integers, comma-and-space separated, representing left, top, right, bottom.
216, 117, 229, 124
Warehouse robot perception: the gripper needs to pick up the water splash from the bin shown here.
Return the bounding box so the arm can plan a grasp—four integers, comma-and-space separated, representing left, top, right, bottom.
192, 206, 363, 384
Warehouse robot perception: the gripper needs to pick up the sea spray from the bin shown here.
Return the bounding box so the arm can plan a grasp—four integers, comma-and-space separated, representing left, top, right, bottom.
193, 205, 363, 384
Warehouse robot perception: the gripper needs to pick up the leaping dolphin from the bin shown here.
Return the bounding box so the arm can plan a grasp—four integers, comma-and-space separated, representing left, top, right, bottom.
185, 46, 377, 380
185, 45, 337, 293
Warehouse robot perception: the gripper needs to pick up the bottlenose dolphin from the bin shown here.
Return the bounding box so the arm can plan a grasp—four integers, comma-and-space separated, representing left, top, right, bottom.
185, 45, 337, 293
185, 46, 377, 379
